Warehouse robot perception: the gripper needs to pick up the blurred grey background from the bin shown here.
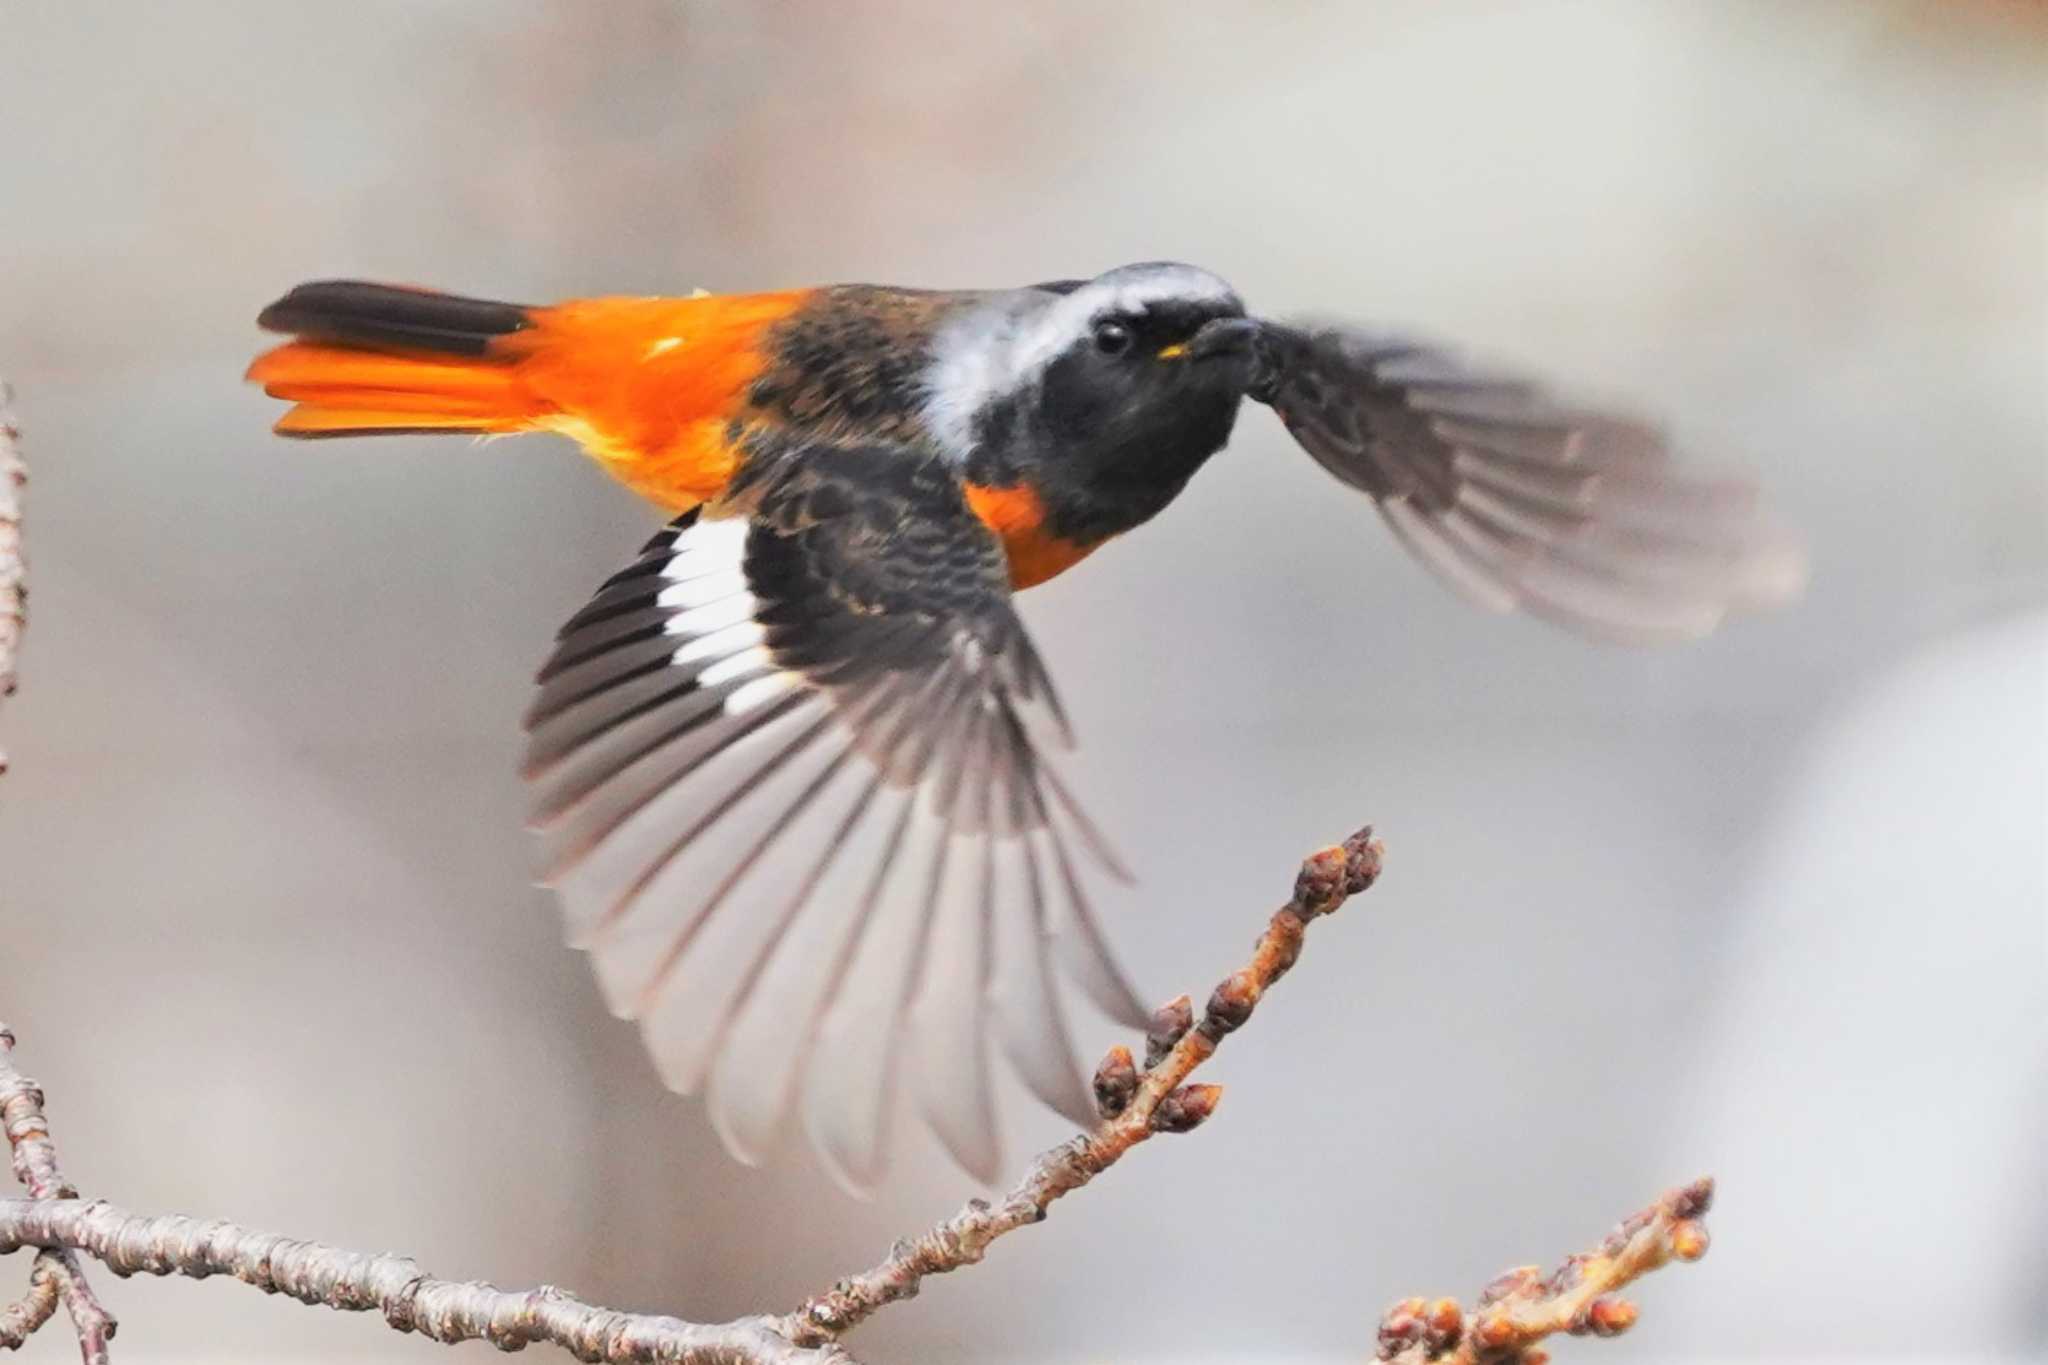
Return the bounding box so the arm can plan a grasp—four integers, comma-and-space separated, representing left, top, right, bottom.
2, 1, 2042, 1361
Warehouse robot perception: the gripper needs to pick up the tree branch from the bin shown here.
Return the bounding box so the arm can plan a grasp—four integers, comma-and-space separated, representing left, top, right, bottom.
0, 1196, 838, 1365
781, 826, 1385, 1345
0, 384, 25, 776
0, 399, 114, 1365
0, 1029, 115, 1365
0, 1259, 60, 1350
0, 832, 1384, 1363
1, 817, 1716, 1365
1374, 1177, 1715, 1365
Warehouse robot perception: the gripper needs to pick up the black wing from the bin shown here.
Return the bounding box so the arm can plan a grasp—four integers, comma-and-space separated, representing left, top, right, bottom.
522, 443, 1145, 1194
1251, 322, 1804, 642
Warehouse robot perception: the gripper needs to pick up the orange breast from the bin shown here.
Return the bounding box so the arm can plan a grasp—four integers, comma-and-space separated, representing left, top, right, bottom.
962, 482, 1102, 590
512, 290, 812, 512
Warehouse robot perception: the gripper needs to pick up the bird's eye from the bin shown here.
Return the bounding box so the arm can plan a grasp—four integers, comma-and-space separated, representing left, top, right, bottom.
1092, 320, 1132, 356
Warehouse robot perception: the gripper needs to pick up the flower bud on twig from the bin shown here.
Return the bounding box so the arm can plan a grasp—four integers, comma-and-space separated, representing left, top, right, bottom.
1091, 1046, 1137, 1119
1148, 1083, 1221, 1134
1144, 995, 1193, 1069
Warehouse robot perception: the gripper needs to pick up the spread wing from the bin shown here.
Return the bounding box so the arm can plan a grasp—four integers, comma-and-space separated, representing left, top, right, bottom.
522, 443, 1145, 1194
1251, 322, 1805, 642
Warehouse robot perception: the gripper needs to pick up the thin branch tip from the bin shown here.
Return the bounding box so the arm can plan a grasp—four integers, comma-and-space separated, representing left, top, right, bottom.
5, 830, 1387, 1364
783, 827, 1387, 1346
1376, 1176, 1717, 1364
1295, 825, 1383, 916
1, 1024, 116, 1364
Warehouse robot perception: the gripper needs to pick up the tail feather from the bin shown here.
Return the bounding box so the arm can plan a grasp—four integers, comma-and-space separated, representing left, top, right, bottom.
272, 406, 516, 439
257, 280, 534, 356
249, 281, 546, 439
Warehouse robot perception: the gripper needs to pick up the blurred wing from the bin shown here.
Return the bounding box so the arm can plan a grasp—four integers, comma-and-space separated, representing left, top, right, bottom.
523, 451, 1145, 1196
1251, 322, 1804, 642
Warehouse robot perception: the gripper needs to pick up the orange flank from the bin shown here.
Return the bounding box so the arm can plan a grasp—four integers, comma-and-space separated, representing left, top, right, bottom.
248, 288, 813, 514
962, 482, 1102, 590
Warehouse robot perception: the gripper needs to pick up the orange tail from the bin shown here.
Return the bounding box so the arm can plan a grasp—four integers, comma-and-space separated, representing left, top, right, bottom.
249, 278, 817, 513
246, 282, 547, 438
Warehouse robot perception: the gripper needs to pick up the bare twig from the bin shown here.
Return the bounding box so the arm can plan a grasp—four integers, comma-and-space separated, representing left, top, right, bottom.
0, 1028, 115, 1364
0, 384, 24, 776
0, 830, 1386, 1363
20, 1255, 108, 1365
1, 1038, 77, 1206
1374, 1177, 1716, 1365
2, 1009, 829, 1365
0, 826, 1719, 1365
0, 1197, 840, 1365
782, 827, 1385, 1346
0, 1260, 59, 1349
0, 389, 67, 1360
0, 393, 96, 1363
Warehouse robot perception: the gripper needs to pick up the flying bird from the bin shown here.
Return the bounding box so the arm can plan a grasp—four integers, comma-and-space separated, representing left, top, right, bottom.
247, 263, 1800, 1193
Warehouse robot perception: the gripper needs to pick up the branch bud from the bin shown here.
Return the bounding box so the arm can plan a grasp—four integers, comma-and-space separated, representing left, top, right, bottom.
1202, 970, 1257, 1036
1293, 845, 1350, 915
1667, 1176, 1715, 1220
1669, 1220, 1711, 1262
1091, 1045, 1137, 1119
1421, 1297, 1463, 1352
1577, 1296, 1638, 1337
1376, 1297, 1427, 1358
1149, 1082, 1221, 1134
1294, 825, 1382, 916
1468, 1311, 1521, 1352
1144, 994, 1193, 1069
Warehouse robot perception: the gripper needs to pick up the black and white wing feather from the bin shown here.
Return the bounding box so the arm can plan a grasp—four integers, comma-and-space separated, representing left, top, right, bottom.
1251, 322, 1804, 642
523, 446, 1145, 1195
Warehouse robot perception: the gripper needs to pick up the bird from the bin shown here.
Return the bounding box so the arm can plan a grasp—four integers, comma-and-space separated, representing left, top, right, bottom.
246, 262, 1802, 1193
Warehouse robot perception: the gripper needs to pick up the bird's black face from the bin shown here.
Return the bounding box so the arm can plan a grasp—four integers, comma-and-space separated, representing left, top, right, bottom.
987, 265, 1255, 544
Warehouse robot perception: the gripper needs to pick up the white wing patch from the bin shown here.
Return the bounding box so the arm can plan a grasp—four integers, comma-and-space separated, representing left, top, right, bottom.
524, 510, 1143, 1195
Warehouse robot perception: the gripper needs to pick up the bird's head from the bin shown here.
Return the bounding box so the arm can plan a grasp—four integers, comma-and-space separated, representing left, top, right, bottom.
926, 261, 1258, 538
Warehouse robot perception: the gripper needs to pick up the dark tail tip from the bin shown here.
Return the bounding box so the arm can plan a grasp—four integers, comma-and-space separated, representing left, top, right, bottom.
256, 280, 536, 358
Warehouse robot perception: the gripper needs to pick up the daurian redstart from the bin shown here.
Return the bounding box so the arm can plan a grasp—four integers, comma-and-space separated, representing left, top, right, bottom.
248, 262, 1799, 1192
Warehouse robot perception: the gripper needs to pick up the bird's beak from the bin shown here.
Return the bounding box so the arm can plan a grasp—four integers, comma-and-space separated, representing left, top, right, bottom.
1184, 316, 1260, 362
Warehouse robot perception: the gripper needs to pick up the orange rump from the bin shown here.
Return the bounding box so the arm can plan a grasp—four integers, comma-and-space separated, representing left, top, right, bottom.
248, 281, 812, 513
